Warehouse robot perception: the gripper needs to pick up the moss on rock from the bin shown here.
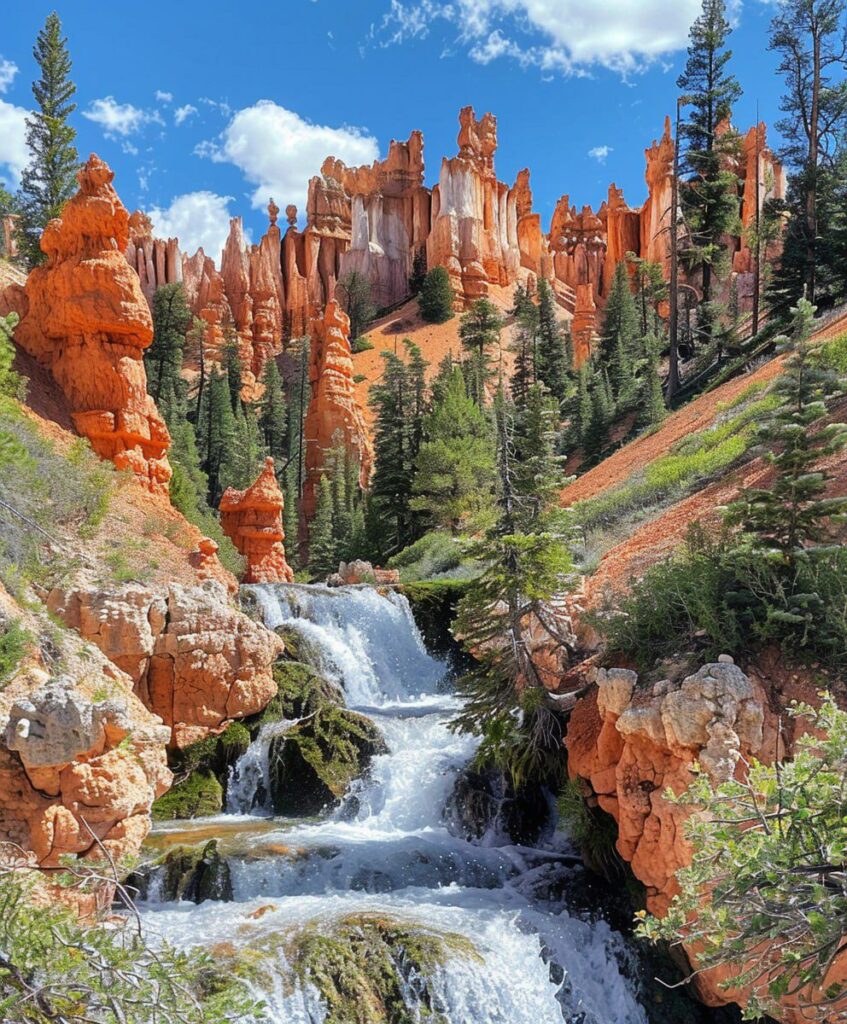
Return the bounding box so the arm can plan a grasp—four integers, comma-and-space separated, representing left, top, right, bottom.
126, 839, 232, 903
152, 770, 223, 821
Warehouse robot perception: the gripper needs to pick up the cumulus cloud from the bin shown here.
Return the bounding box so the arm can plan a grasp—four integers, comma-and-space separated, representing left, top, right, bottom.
0, 99, 29, 187
378, 0, 709, 76
83, 96, 164, 138
196, 100, 379, 213
155, 90, 173, 103
174, 104, 198, 126
147, 191, 242, 260
0, 58, 18, 93
588, 144, 612, 163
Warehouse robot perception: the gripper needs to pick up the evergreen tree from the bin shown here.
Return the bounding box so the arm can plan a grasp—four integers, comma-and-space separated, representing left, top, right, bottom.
222, 402, 262, 491
676, 0, 743, 312
430, 351, 458, 406
258, 357, 286, 462
600, 262, 640, 402
509, 284, 538, 406
222, 330, 242, 411
309, 475, 337, 578
582, 371, 614, 466
283, 336, 311, 505
283, 475, 301, 572
411, 365, 496, 531
451, 385, 577, 788
418, 266, 455, 324
18, 13, 79, 266
769, 0, 847, 307
199, 368, 237, 505
459, 298, 503, 406
636, 333, 667, 429
146, 284, 191, 415
338, 270, 376, 341
408, 246, 427, 295
369, 349, 415, 554
628, 253, 668, 337
184, 317, 208, 427
535, 279, 568, 405
727, 298, 847, 567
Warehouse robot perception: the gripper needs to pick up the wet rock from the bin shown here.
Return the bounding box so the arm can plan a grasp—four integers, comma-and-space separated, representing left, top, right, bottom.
445, 766, 550, 846
126, 838, 232, 903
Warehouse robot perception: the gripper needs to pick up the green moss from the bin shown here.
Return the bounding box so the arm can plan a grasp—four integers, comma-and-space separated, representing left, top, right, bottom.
263, 658, 344, 723
557, 779, 622, 880
268, 705, 386, 816
126, 839, 232, 902
285, 913, 480, 1024
152, 771, 223, 821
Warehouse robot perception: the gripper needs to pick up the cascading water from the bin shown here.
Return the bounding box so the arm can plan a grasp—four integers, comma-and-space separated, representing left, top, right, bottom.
139, 584, 649, 1024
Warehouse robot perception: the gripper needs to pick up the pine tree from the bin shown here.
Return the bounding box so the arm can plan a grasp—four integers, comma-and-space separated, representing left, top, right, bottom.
309, 476, 337, 578
628, 253, 668, 337
409, 246, 427, 295
769, 0, 847, 307
338, 270, 376, 341
418, 266, 455, 324
222, 402, 262, 491
636, 333, 667, 430
184, 317, 208, 427
369, 349, 415, 554
509, 284, 538, 407
411, 365, 495, 531
600, 262, 640, 402
677, 0, 743, 312
535, 279, 568, 405
146, 284, 192, 415
283, 469, 301, 571
460, 298, 503, 406
199, 368, 237, 505
283, 336, 311, 505
451, 385, 576, 788
258, 357, 286, 462
222, 331, 243, 411
582, 372, 613, 466
18, 13, 79, 266
727, 298, 847, 565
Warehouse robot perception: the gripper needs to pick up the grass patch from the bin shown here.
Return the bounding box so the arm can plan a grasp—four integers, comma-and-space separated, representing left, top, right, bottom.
387, 530, 472, 582
0, 618, 33, 684
351, 336, 374, 354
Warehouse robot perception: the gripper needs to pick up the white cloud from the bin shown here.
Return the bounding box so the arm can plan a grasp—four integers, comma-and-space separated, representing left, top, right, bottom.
147, 191, 243, 260
379, 0, 708, 76
197, 100, 379, 213
0, 99, 28, 187
0, 58, 18, 94
83, 96, 164, 138
155, 90, 173, 103
588, 144, 612, 163
174, 103, 198, 126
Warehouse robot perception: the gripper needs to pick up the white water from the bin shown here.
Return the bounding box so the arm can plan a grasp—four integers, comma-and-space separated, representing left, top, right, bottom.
140, 584, 648, 1024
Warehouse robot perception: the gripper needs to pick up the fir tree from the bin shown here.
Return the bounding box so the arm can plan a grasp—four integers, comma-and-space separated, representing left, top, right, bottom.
283, 475, 301, 572
18, 12, 79, 266
636, 333, 667, 430
283, 336, 311, 505
727, 298, 847, 567
222, 330, 242, 411
535, 279, 568, 405
509, 284, 538, 407
459, 298, 503, 406
768, 0, 847, 307
677, 0, 743, 312
222, 402, 262, 491
628, 253, 668, 337
512, 383, 569, 529
418, 266, 455, 324
411, 365, 496, 531
600, 262, 640, 402
309, 476, 337, 578
408, 246, 427, 295
199, 368, 237, 505
338, 270, 376, 341
184, 317, 208, 427
258, 357, 286, 462
369, 350, 413, 554
582, 371, 614, 466
146, 284, 191, 415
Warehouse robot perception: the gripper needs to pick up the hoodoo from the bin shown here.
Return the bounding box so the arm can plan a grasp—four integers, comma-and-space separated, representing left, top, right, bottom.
219, 456, 295, 584
13, 155, 172, 494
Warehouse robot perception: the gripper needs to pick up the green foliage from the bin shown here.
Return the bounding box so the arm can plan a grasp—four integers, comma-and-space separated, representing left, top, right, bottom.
509, 284, 538, 407
152, 770, 223, 821
146, 284, 192, 417
408, 245, 427, 295
308, 476, 337, 578
258, 357, 286, 463
0, 313, 26, 400
411, 365, 495, 531
726, 299, 847, 563
338, 270, 376, 341
677, 0, 742, 310
386, 530, 465, 582
535, 279, 569, 405
599, 262, 640, 404
638, 695, 847, 1019
459, 298, 503, 405
557, 779, 622, 878
17, 13, 79, 267
0, 618, 33, 685
0, 864, 259, 1022
417, 265, 454, 324
351, 335, 374, 353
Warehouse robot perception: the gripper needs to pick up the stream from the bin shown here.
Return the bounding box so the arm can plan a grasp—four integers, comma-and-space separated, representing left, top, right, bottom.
137, 585, 650, 1023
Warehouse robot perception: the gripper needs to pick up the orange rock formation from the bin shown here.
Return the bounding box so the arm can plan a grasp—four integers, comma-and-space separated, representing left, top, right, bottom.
14, 155, 172, 494
302, 301, 373, 521
571, 284, 597, 368
220, 456, 294, 584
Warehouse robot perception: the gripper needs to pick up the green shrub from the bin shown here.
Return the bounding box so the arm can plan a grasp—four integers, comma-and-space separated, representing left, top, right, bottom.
387, 530, 464, 581
418, 266, 455, 324
815, 329, 847, 374
557, 778, 622, 878
351, 335, 374, 353
0, 618, 32, 684
639, 695, 847, 1019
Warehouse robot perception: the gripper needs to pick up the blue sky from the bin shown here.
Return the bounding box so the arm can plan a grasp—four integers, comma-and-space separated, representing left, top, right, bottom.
1, 1, 782, 260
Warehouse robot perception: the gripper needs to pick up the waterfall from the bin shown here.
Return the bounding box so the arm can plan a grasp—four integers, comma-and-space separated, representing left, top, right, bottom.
140, 584, 649, 1024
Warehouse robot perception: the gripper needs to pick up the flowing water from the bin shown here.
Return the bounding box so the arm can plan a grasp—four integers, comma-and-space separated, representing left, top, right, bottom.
139, 584, 649, 1023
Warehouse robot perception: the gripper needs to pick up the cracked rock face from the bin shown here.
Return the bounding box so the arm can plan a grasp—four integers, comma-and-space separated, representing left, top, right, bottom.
48, 579, 283, 748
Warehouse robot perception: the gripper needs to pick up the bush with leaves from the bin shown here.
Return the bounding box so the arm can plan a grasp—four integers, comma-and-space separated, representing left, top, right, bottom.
417, 266, 454, 324
638, 695, 847, 1020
